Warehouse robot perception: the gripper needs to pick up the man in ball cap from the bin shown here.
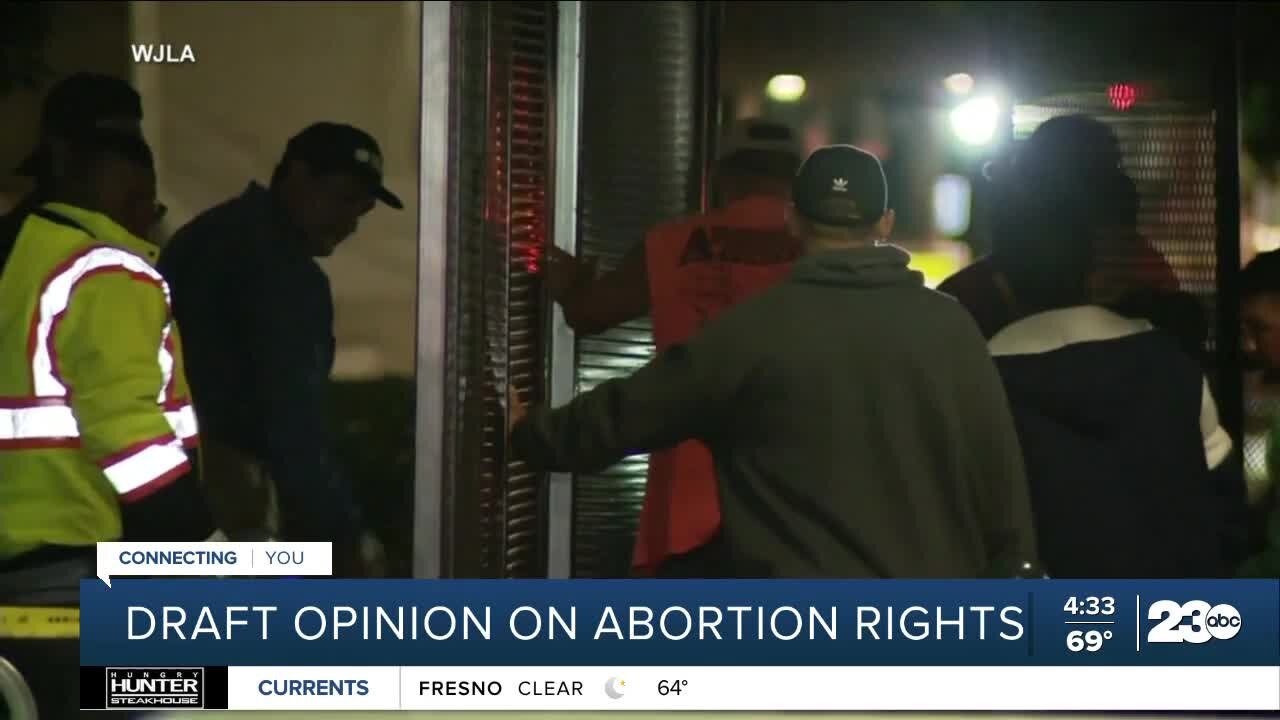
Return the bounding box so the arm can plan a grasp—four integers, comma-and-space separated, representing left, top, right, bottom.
938, 113, 1180, 340
539, 118, 805, 578
1, 72, 144, 271
979, 121, 1242, 578
158, 123, 402, 576
0, 76, 225, 720
507, 144, 1039, 578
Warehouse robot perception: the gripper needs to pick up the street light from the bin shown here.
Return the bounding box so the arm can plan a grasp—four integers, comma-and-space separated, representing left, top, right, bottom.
933, 174, 972, 237
949, 96, 1000, 147
766, 74, 806, 103
943, 73, 975, 96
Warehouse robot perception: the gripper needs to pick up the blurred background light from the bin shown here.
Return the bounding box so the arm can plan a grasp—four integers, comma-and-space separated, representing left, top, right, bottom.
1253, 223, 1280, 253
943, 73, 975, 96
803, 123, 830, 155
949, 95, 1000, 146
1108, 82, 1138, 111
766, 74, 807, 103
908, 250, 965, 289
933, 174, 972, 237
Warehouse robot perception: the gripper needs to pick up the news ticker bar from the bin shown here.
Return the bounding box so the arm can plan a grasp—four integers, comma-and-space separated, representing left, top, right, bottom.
81, 580, 1280, 667
81, 665, 1280, 712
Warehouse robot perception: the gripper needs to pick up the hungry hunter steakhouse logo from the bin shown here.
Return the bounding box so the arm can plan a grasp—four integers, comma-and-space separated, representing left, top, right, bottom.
106, 667, 204, 708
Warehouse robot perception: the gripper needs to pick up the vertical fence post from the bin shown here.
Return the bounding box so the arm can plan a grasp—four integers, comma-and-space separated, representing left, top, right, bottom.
413, 0, 453, 579
545, 0, 584, 579
1214, 3, 1243, 439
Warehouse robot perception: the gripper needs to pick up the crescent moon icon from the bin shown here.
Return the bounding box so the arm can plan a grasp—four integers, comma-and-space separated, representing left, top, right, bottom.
604, 677, 625, 700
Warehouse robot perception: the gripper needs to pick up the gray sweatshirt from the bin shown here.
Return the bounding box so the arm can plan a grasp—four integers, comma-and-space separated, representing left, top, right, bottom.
513, 244, 1040, 577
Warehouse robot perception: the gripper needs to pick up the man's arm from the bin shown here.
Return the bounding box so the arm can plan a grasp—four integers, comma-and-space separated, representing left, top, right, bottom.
1198, 378, 1248, 570
248, 271, 362, 547
1201, 377, 1235, 473
1195, 376, 1252, 571
58, 271, 216, 542
545, 240, 650, 336
510, 328, 732, 473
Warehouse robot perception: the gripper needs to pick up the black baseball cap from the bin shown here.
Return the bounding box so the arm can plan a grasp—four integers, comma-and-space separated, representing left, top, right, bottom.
1013, 114, 1121, 181
988, 114, 1132, 231
791, 145, 887, 227
16, 73, 144, 176
282, 123, 403, 210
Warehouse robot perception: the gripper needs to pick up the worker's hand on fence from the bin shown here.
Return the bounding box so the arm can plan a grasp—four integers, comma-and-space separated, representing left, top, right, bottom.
542, 245, 595, 301
357, 531, 388, 578
507, 383, 527, 437
330, 531, 387, 578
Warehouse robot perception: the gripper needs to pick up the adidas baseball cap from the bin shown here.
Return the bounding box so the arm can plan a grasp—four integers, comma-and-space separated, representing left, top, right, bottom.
792, 145, 887, 227
719, 118, 802, 161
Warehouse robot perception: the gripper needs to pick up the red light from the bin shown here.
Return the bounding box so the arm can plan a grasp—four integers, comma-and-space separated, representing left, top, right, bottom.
1108, 84, 1138, 111
523, 243, 542, 275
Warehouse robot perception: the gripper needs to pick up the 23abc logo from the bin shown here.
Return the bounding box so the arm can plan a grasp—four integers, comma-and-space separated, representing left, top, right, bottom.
1146, 600, 1242, 644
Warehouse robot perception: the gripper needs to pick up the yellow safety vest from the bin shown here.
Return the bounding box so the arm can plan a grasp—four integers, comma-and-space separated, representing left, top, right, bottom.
0, 202, 199, 561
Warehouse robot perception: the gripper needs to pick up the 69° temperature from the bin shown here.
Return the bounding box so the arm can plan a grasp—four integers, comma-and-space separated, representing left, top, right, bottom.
1067, 629, 1112, 652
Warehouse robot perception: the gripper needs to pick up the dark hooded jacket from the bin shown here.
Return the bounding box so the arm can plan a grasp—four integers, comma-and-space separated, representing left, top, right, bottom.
513, 244, 1039, 578
990, 306, 1242, 577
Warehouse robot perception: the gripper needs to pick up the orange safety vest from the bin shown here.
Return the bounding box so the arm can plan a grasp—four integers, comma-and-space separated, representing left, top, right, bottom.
636, 194, 800, 574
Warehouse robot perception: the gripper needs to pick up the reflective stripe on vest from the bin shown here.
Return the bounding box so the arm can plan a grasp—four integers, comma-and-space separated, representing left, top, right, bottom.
101, 434, 190, 499
0, 402, 196, 447
32, 246, 167, 396
2, 239, 198, 493
0, 399, 78, 445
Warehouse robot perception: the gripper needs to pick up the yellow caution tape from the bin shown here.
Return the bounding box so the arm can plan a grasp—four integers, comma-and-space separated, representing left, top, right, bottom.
0, 606, 80, 639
